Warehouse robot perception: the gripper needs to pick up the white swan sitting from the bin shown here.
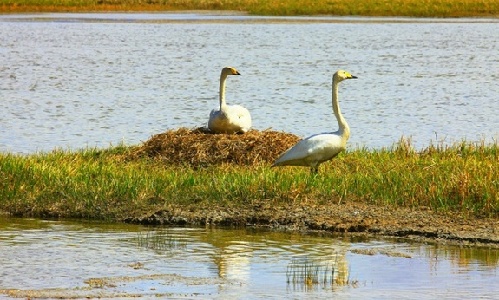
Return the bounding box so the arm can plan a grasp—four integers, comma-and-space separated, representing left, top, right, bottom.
273, 70, 358, 174
208, 67, 252, 134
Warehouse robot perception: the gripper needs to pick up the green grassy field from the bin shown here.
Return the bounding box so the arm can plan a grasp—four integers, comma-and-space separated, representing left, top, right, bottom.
1, 139, 497, 222
1, 0, 498, 17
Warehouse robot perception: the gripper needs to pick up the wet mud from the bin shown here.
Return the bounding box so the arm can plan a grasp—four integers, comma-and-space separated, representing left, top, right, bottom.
124, 200, 499, 248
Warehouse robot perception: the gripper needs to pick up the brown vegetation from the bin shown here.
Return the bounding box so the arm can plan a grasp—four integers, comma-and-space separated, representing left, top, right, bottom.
130, 127, 300, 167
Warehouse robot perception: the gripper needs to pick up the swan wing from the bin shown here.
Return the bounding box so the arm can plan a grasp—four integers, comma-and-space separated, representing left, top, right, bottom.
208, 105, 252, 133
227, 105, 251, 119
226, 105, 252, 132
273, 133, 345, 167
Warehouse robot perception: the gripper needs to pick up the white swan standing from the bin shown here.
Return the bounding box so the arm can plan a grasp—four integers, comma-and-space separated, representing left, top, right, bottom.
273, 70, 358, 174
208, 67, 252, 134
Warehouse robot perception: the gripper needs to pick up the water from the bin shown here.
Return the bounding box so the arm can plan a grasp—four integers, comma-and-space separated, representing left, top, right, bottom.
1, 13, 498, 154
0, 217, 498, 299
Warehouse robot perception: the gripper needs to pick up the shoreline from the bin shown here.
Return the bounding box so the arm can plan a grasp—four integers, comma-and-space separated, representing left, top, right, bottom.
4, 199, 498, 247
120, 201, 499, 248
1, 11, 498, 21
2, 0, 499, 18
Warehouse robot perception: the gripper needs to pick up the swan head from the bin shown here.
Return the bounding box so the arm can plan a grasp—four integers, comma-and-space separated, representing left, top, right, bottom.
334, 70, 357, 82
222, 67, 241, 76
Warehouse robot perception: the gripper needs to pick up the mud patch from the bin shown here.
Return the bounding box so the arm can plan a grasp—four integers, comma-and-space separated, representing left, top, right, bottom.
124, 200, 499, 247
1, 273, 231, 299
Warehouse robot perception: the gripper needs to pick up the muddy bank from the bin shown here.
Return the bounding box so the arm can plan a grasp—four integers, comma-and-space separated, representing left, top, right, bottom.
123, 200, 499, 248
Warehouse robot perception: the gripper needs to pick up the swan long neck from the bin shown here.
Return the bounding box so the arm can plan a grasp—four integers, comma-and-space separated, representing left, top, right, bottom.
219, 72, 228, 110
332, 77, 350, 141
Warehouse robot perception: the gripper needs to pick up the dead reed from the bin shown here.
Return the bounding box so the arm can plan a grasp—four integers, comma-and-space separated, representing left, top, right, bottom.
130, 127, 300, 167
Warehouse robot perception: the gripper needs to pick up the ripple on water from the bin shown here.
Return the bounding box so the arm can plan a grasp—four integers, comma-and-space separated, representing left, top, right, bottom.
0, 15, 498, 153
0, 218, 498, 299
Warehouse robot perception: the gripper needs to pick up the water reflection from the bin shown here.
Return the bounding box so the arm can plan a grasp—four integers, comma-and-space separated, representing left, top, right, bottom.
423, 244, 499, 272
0, 14, 498, 154
0, 217, 498, 299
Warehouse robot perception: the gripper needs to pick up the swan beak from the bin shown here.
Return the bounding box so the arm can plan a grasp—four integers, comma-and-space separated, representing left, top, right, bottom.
233, 70, 241, 75
350, 75, 358, 79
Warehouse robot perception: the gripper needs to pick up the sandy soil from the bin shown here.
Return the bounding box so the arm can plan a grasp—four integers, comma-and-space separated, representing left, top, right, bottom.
124, 200, 499, 248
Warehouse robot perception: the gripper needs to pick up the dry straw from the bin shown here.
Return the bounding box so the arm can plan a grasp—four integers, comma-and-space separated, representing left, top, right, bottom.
130, 127, 301, 167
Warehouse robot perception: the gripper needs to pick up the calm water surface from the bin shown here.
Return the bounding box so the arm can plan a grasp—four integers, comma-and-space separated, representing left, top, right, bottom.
0, 217, 498, 299
0, 13, 498, 153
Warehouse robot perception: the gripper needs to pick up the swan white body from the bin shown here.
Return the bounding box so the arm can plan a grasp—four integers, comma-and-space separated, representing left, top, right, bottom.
273, 70, 357, 174
208, 67, 252, 134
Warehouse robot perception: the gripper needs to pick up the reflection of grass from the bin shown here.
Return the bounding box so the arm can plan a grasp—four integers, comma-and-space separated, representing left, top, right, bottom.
1, 0, 498, 17
286, 257, 356, 288
136, 229, 187, 252
286, 259, 330, 286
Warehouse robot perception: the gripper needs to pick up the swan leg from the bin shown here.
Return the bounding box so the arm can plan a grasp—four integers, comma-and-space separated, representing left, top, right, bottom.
310, 165, 319, 175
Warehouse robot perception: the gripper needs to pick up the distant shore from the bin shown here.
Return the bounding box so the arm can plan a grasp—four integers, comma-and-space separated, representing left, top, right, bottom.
1, 0, 498, 18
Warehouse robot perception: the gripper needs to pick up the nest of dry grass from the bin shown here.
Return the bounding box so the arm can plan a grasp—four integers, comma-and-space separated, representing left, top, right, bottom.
130, 127, 301, 167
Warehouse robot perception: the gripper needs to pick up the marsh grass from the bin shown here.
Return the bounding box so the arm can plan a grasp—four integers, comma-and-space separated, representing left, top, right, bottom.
1, 0, 498, 17
136, 229, 187, 252
0, 131, 498, 221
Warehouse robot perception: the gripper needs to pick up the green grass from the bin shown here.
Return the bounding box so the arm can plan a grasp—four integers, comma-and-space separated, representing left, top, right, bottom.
1, 0, 498, 17
1, 139, 498, 221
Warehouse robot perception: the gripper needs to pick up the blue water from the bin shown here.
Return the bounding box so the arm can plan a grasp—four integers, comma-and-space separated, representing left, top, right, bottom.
0, 13, 498, 153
